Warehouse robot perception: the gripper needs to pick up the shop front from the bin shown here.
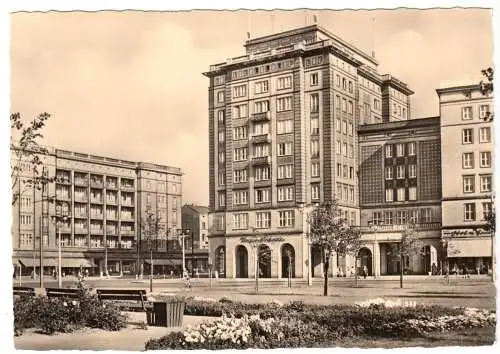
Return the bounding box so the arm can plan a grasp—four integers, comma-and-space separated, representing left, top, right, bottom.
446, 237, 493, 275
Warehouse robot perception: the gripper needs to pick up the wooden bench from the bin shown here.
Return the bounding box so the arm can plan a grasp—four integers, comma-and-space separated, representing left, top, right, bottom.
13, 286, 35, 297
46, 288, 79, 299
96, 289, 151, 312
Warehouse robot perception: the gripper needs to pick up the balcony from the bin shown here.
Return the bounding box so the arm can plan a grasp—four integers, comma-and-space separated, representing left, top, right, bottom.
106, 227, 117, 235
251, 111, 271, 122
106, 183, 118, 190
120, 183, 135, 191
360, 222, 442, 233
120, 215, 134, 222
90, 197, 103, 204
121, 230, 135, 237
58, 225, 71, 233
90, 179, 104, 188
90, 213, 104, 219
74, 178, 88, 187
251, 133, 271, 144
56, 193, 71, 201
106, 214, 117, 220
56, 176, 71, 185
106, 198, 117, 205
74, 195, 88, 203
121, 199, 134, 207
90, 228, 104, 235
74, 227, 88, 234
74, 212, 88, 219
251, 156, 271, 166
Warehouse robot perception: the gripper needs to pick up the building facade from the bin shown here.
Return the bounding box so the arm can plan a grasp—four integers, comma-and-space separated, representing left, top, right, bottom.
181, 204, 210, 274
438, 83, 494, 274
204, 25, 415, 279
12, 147, 184, 276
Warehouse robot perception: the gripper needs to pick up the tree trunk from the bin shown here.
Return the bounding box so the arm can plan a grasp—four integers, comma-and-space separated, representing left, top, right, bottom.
355, 256, 359, 288
323, 250, 329, 296
400, 254, 404, 289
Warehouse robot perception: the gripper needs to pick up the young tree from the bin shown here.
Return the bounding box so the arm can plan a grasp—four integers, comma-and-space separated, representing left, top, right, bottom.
393, 225, 424, 289
141, 206, 161, 291
479, 68, 494, 121
307, 200, 363, 296
11, 112, 53, 206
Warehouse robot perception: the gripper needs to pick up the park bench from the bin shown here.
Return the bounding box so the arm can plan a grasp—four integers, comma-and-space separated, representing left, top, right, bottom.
13, 286, 35, 297
45, 287, 80, 299
96, 289, 151, 313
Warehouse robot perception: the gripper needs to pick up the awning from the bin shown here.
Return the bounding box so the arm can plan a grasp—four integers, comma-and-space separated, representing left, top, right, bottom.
18, 258, 56, 267
448, 238, 493, 258
144, 259, 182, 266
62, 258, 95, 268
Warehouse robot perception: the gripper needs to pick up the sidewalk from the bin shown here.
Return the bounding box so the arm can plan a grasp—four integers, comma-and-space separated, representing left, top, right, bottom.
14, 314, 218, 351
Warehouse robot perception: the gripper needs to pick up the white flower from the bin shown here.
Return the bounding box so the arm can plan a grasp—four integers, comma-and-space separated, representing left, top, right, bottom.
72, 301, 77, 306
63, 302, 68, 307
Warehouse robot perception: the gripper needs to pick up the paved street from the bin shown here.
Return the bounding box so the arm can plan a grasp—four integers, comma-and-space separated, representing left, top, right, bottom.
14, 275, 496, 309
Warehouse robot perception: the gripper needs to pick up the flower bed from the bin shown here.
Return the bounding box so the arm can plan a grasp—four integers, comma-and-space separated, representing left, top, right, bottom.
145, 299, 496, 350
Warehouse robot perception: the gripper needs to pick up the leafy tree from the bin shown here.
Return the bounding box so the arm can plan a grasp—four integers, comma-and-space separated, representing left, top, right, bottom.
307, 200, 362, 296
479, 68, 494, 121
11, 112, 53, 206
388, 225, 424, 288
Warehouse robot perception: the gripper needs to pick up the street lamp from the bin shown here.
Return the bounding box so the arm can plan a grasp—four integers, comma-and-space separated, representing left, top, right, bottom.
299, 202, 317, 287
51, 202, 70, 288
441, 239, 450, 284
177, 228, 189, 276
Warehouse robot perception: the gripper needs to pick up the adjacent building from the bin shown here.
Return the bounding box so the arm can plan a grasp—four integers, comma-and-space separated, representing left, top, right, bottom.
437, 82, 494, 273
12, 147, 184, 277
181, 204, 210, 273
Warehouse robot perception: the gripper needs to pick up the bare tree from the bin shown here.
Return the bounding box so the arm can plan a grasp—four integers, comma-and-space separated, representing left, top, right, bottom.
141, 206, 161, 291
307, 200, 363, 296
11, 112, 53, 206
391, 225, 424, 289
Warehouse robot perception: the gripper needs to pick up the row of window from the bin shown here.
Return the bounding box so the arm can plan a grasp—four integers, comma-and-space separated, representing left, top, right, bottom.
462, 105, 491, 120
334, 95, 355, 114
232, 75, 294, 100
462, 151, 492, 169
385, 165, 417, 180
462, 174, 493, 193
336, 164, 355, 180
335, 140, 355, 158
385, 187, 417, 202
371, 208, 433, 225
335, 118, 355, 136
385, 143, 416, 158
233, 210, 295, 229
464, 202, 492, 221
462, 127, 492, 144
336, 183, 356, 202
232, 186, 295, 205
392, 102, 407, 119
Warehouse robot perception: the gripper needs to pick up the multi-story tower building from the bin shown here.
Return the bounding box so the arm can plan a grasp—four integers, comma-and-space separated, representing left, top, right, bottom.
12, 147, 183, 277
204, 24, 413, 279
358, 117, 442, 276
437, 81, 494, 273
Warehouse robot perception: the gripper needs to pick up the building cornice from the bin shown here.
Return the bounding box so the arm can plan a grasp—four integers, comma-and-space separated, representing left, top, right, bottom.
358, 117, 440, 134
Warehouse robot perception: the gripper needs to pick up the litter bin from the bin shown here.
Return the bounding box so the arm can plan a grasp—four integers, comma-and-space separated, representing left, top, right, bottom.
147, 300, 185, 327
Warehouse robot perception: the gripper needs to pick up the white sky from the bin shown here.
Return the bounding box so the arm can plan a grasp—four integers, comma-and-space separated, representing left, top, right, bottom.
8, 8, 494, 206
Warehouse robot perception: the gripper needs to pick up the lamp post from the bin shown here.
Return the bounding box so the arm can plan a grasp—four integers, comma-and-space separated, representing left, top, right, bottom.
177, 228, 188, 276
191, 229, 195, 278
441, 239, 450, 284
368, 221, 380, 279
104, 236, 109, 278
299, 202, 316, 287
51, 202, 69, 289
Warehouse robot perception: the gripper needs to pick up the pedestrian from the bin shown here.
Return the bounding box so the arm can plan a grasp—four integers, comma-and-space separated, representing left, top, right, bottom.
363, 265, 368, 279
184, 272, 192, 289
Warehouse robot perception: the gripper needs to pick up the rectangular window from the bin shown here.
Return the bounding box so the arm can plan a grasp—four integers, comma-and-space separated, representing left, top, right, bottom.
234, 104, 247, 118
342, 142, 347, 157
397, 187, 405, 202
233, 191, 248, 205
233, 126, 248, 140
397, 211, 407, 225
311, 162, 320, 177
335, 118, 341, 132
233, 213, 248, 229
396, 165, 405, 179
20, 214, 33, 225
217, 215, 225, 231
364, 103, 370, 119
256, 212, 271, 228
335, 95, 341, 108
385, 166, 393, 180
336, 74, 340, 87
479, 105, 490, 119
372, 211, 382, 225
342, 98, 347, 112
348, 144, 354, 158
234, 147, 248, 161
480, 175, 492, 192
480, 151, 492, 167
277, 186, 294, 202
336, 164, 342, 177
462, 128, 474, 144
349, 167, 354, 180
311, 183, 320, 200
464, 203, 476, 221
254, 100, 270, 113
349, 186, 355, 202
255, 188, 271, 203
277, 164, 293, 179
310, 94, 319, 113
348, 81, 353, 93
385, 145, 393, 158
482, 202, 492, 220
218, 110, 225, 124
279, 210, 295, 227
421, 209, 432, 223
407, 142, 415, 156
218, 172, 225, 185
343, 165, 348, 179
310, 73, 319, 86
276, 96, 292, 112
277, 76, 292, 90
218, 131, 225, 143
384, 211, 393, 225
348, 122, 354, 136
217, 91, 224, 103
336, 140, 341, 154
277, 119, 293, 134
253, 122, 269, 135
218, 192, 226, 207
278, 142, 293, 156
311, 140, 319, 157
311, 117, 319, 135
342, 120, 347, 135
479, 127, 491, 143
462, 106, 473, 120
463, 175, 475, 193
233, 84, 247, 98
408, 164, 416, 178
385, 188, 394, 202
408, 209, 419, 224
409, 187, 417, 201
255, 80, 269, 94
255, 166, 270, 181
348, 101, 353, 114
253, 144, 270, 157
20, 197, 32, 210
462, 153, 474, 169
396, 143, 405, 157
233, 169, 248, 183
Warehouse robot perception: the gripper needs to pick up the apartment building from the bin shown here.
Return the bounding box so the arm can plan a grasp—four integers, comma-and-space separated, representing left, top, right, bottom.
438, 82, 494, 273
12, 147, 183, 276
204, 24, 413, 279
358, 117, 442, 276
